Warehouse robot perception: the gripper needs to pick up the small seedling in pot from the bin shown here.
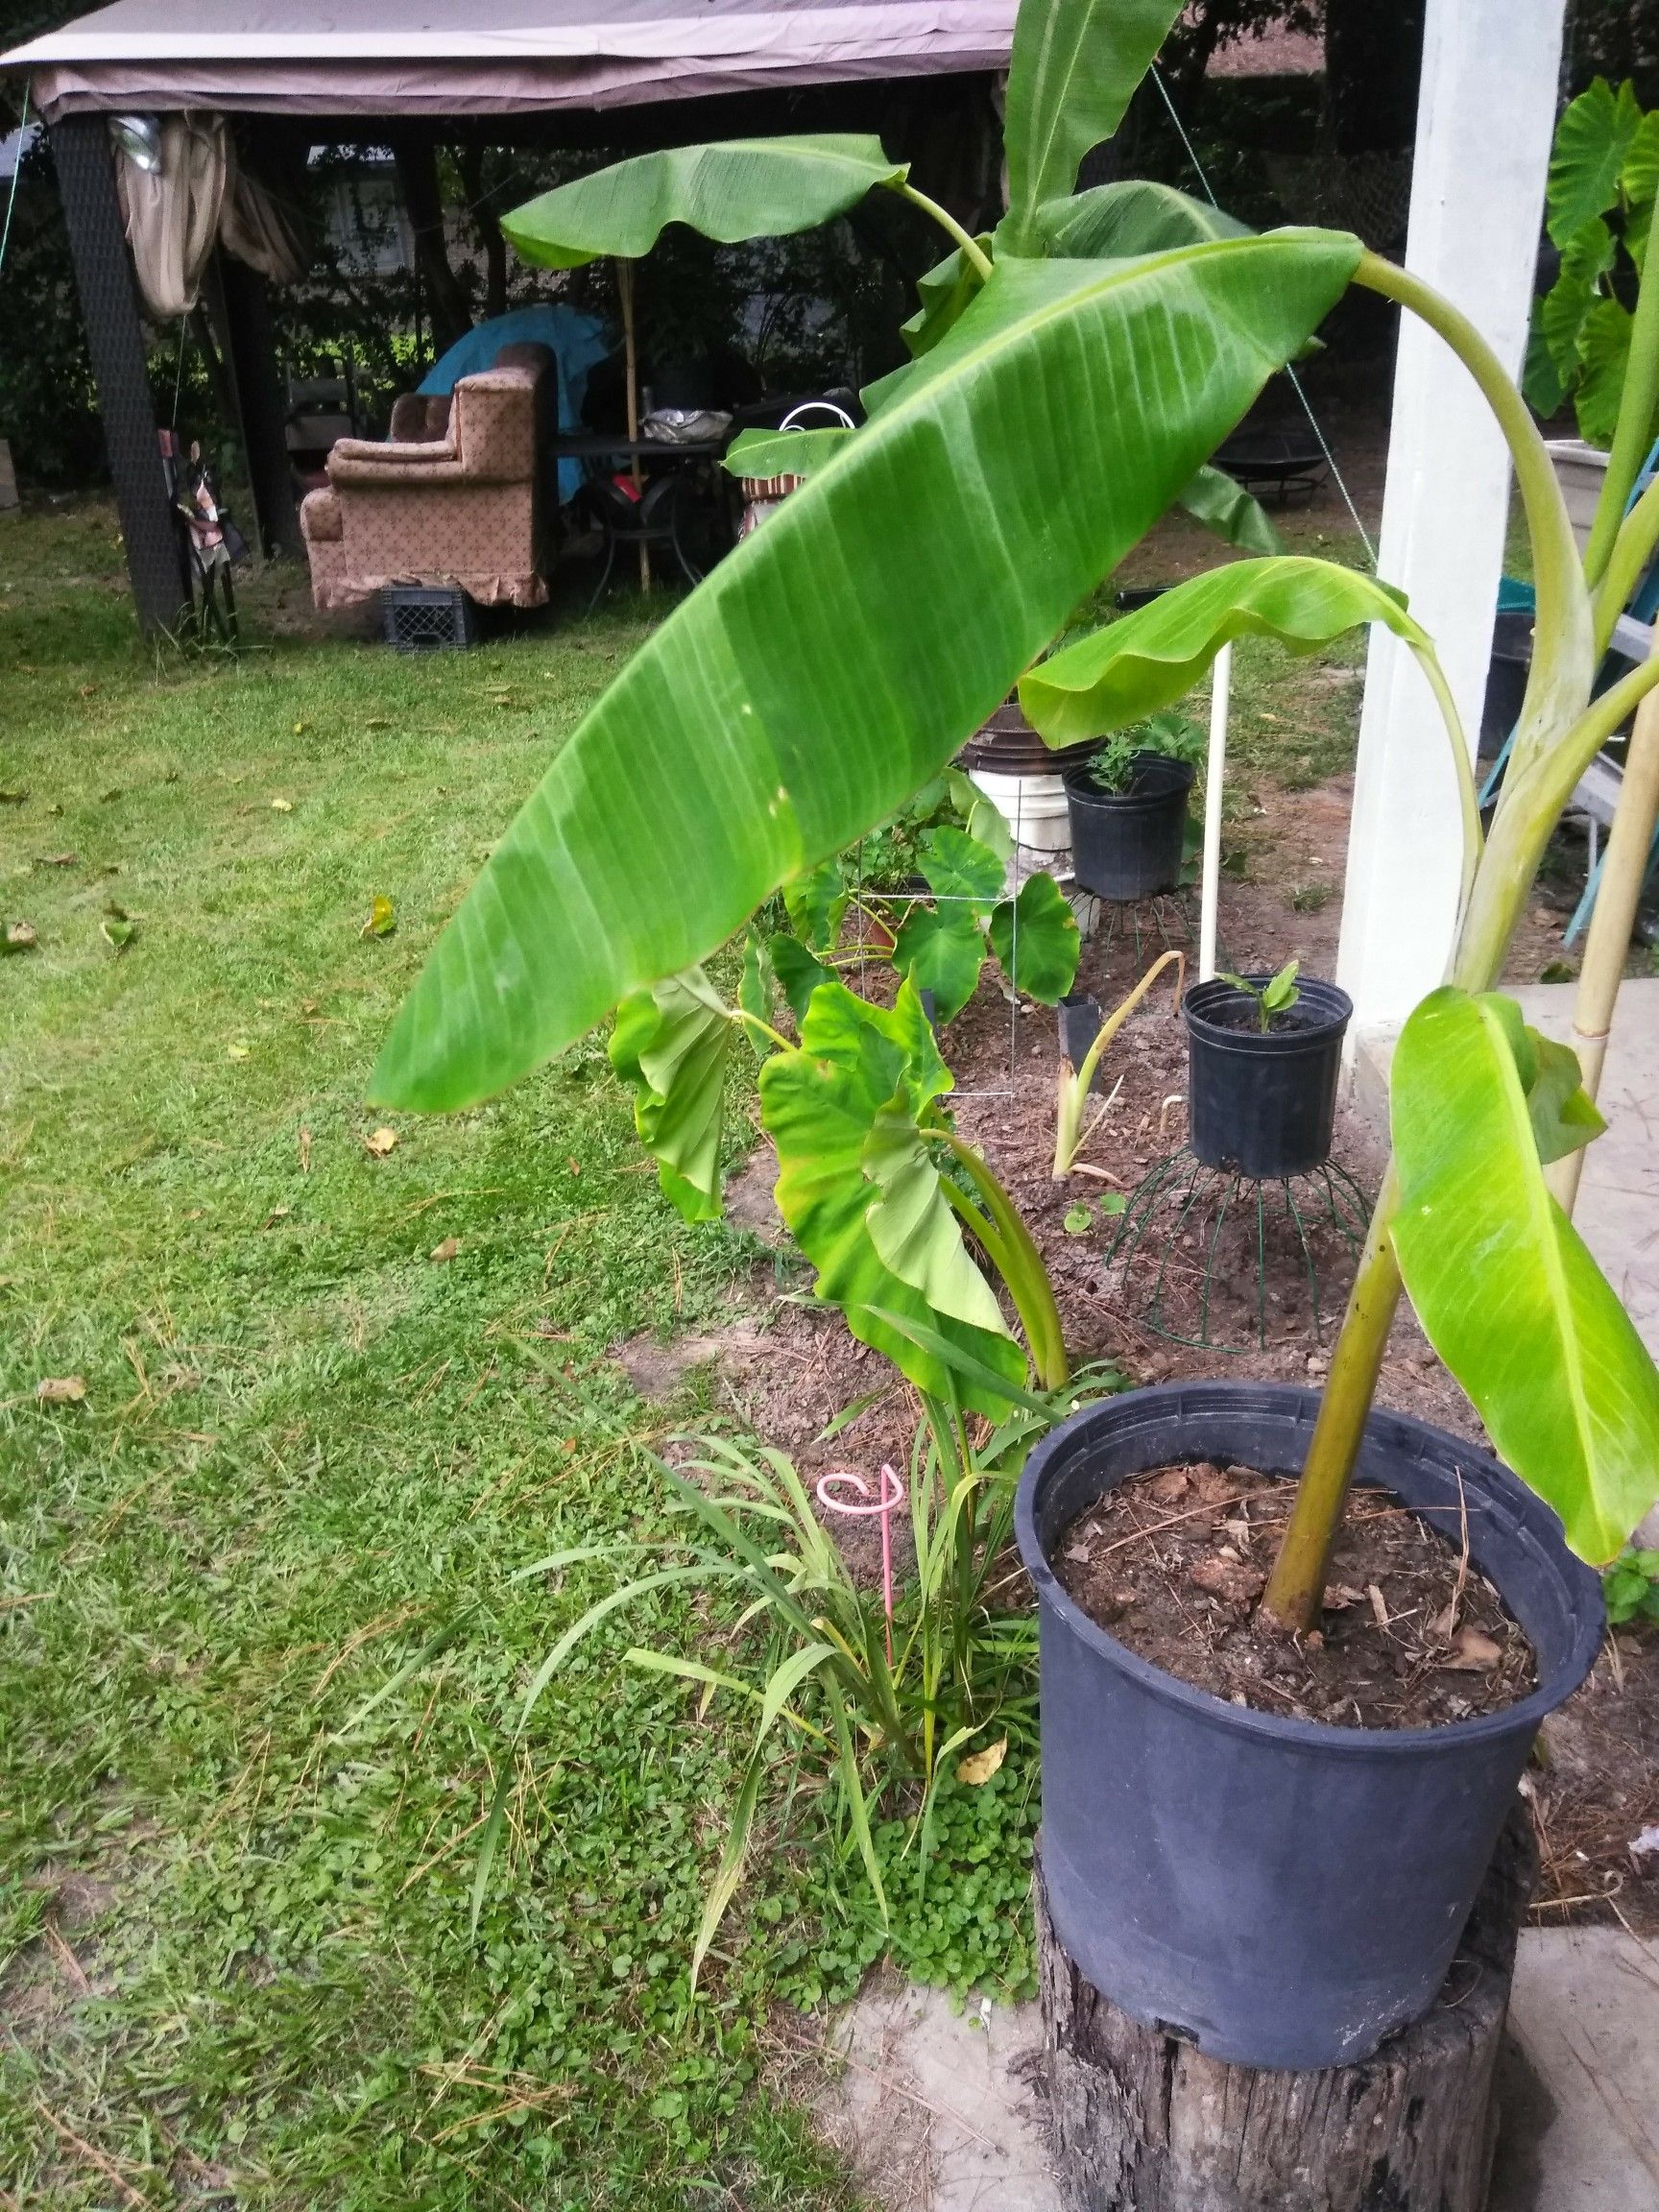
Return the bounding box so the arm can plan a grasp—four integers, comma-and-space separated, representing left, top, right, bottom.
1080, 711, 1207, 796
1217, 957, 1301, 1034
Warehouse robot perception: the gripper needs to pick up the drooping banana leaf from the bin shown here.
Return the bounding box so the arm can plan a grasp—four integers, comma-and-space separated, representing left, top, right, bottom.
1472, 992, 1607, 1164
1019, 556, 1431, 741
1177, 465, 1284, 555
609, 967, 735, 1222
1001, 0, 1185, 252
1035, 178, 1251, 260
901, 240, 993, 358
759, 982, 1024, 1408
987, 873, 1081, 1003
1391, 986, 1659, 1562
502, 136, 906, 268
372, 231, 1360, 1113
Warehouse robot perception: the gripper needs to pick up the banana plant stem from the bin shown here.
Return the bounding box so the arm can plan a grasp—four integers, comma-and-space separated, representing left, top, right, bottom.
892, 181, 994, 280
1551, 638, 1659, 1214
1261, 1172, 1401, 1629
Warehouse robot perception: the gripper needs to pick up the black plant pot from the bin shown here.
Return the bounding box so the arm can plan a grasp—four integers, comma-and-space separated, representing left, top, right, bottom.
1480, 611, 1534, 762
1064, 752, 1194, 901
1015, 1382, 1602, 2071
1057, 991, 1101, 1078
1184, 972, 1352, 1181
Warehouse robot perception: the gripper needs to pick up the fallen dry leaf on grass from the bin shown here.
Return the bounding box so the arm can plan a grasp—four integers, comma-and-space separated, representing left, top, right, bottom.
35, 1377, 86, 1405
299, 1127, 312, 1173
364, 1127, 399, 1157
36, 852, 78, 869
429, 1237, 459, 1262
2, 921, 36, 953
270, 797, 295, 813
361, 895, 397, 940
957, 1736, 1007, 1787
227, 1043, 252, 1061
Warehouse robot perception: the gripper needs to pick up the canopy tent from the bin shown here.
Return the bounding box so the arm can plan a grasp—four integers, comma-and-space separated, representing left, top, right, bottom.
10, 1, 1017, 120
1, 0, 1014, 626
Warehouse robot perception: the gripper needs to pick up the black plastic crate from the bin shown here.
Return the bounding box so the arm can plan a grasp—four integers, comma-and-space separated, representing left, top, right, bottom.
381, 586, 478, 652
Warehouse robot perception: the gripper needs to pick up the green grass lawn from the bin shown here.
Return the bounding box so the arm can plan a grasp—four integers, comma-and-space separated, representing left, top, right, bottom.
0, 496, 1370, 2209
0, 511, 881, 2210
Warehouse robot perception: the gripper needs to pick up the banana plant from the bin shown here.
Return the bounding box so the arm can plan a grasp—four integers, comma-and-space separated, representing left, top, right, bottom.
373, 0, 1659, 1633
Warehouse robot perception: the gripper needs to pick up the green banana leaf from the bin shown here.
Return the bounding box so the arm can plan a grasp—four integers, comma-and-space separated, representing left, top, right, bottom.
1001, 0, 1185, 251
372, 231, 1360, 1114
1391, 986, 1659, 1562
758, 982, 1024, 1409
1019, 556, 1426, 742
1177, 465, 1284, 555
609, 967, 734, 1221
1035, 177, 1251, 260
987, 873, 1081, 1002
723, 426, 855, 481
1473, 993, 1607, 1164
501, 135, 906, 268
901, 241, 992, 358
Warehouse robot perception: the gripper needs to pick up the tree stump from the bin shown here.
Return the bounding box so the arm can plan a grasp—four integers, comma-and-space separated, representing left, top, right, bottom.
1037, 1801, 1536, 2212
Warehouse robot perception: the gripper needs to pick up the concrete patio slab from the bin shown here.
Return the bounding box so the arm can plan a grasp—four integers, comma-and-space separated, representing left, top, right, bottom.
817, 1927, 1659, 2211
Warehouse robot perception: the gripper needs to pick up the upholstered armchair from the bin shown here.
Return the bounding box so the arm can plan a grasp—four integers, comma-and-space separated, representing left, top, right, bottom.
300, 344, 553, 612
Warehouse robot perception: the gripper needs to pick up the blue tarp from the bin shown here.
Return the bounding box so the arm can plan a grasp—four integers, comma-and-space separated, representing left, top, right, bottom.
419, 305, 610, 505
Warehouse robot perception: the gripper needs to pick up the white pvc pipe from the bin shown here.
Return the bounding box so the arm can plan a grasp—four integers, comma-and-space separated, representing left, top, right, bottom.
1199, 642, 1231, 981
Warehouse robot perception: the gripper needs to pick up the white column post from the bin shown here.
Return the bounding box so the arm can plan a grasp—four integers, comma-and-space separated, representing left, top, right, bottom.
1337, 0, 1568, 1037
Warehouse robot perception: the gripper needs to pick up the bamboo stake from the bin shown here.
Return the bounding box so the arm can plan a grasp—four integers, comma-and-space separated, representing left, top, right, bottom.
1550, 628, 1659, 1214
617, 257, 650, 591
1199, 642, 1231, 980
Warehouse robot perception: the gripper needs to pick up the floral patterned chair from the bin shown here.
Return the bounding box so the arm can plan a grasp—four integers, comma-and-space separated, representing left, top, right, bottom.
300, 344, 554, 612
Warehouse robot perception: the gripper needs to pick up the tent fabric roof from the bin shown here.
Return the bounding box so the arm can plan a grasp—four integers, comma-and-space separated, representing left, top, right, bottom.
5, 1, 1017, 122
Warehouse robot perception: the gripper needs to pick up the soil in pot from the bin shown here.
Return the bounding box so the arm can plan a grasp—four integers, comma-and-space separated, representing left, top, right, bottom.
1052, 1461, 1537, 1730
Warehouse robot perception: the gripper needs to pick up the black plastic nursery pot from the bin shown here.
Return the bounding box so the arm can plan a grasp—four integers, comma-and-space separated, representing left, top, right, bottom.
1064, 751, 1194, 901
1015, 1382, 1603, 2072
1184, 972, 1352, 1181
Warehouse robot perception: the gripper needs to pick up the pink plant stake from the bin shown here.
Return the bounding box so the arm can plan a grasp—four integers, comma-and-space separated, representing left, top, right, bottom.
816, 1463, 905, 1663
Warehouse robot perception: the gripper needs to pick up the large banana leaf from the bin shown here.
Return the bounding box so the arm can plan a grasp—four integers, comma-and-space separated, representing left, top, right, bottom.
501, 136, 906, 268
1391, 987, 1659, 1561
372, 232, 1360, 1113
901, 241, 991, 358
1036, 178, 1251, 260
1019, 557, 1431, 741
1001, 0, 1185, 251
758, 982, 1023, 1409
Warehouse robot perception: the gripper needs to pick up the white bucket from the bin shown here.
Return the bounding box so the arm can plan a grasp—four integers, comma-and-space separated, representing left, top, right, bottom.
968, 767, 1071, 855
1546, 440, 1610, 560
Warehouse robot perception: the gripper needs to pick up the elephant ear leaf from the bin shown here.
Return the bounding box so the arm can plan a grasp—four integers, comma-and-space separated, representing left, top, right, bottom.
987, 873, 1081, 1003
1391, 986, 1659, 1562
1019, 556, 1428, 742
893, 906, 986, 1023
770, 933, 834, 1023
919, 825, 1005, 908
759, 982, 1023, 1409
609, 967, 735, 1222
1002, 0, 1185, 252
503, 135, 907, 268
1545, 79, 1642, 248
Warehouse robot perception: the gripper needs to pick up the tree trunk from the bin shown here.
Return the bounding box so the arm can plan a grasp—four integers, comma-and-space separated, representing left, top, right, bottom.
394, 138, 470, 356
1037, 1801, 1535, 2212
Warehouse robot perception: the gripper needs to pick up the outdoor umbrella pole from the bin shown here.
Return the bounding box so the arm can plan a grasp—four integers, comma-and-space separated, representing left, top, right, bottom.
618, 257, 650, 591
